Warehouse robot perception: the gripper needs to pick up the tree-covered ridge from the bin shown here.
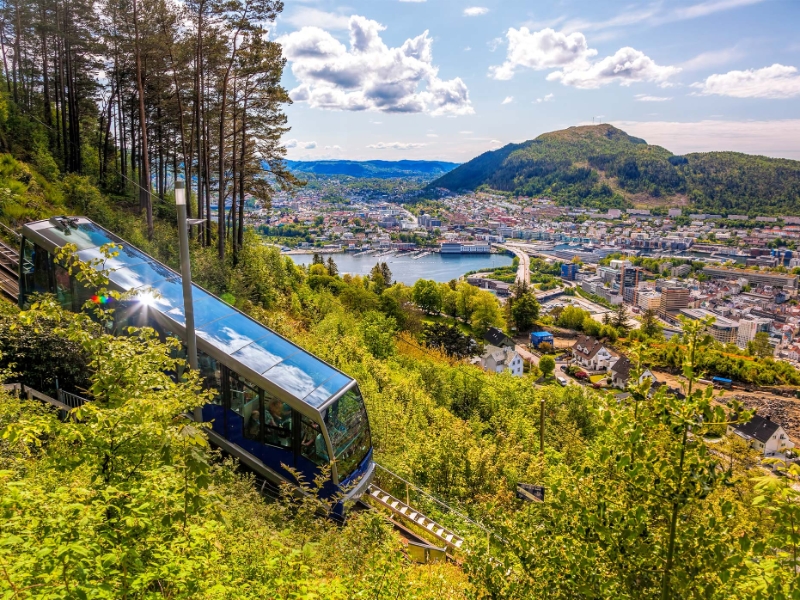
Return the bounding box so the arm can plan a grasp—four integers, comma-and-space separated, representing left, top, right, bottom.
287, 160, 460, 179
429, 124, 800, 215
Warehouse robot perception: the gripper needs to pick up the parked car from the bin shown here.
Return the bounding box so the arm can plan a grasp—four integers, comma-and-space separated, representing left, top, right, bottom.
574, 371, 588, 380
556, 376, 568, 387
560, 365, 568, 372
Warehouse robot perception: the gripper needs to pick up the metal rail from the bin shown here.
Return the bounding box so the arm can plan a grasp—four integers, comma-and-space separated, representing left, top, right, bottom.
0, 238, 19, 300
373, 462, 506, 544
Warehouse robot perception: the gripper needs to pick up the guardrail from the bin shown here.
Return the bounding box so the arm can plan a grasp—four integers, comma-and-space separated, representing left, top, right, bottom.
372, 462, 506, 549
3, 382, 90, 413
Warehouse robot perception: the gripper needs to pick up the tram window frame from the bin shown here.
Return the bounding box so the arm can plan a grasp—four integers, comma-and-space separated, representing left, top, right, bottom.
299, 414, 330, 466
227, 370, 261, 442
262, 395, 292, 450
22, 239, 53, 298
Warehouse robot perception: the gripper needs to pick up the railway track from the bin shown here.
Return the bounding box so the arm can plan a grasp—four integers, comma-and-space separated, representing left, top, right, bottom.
0, 238, 19, 301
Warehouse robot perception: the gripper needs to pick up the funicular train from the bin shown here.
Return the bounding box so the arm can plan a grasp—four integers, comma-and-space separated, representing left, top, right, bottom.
18, 216, 375, 507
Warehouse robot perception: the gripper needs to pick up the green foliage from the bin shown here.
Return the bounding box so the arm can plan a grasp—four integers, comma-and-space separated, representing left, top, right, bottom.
508, 283, 540, 333
412, 279, 442, 314
422, 322, 478, 358
430, 124, 800, 214
539, 355, 555, 378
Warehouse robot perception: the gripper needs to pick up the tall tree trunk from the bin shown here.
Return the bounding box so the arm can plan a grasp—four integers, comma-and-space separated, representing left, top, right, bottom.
132, 0, 153, 237
237, 83, 247, 250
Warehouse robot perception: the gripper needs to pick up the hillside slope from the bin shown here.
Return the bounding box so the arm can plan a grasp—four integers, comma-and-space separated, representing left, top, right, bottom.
429, 124, 800, 215
287, 159, 459, 179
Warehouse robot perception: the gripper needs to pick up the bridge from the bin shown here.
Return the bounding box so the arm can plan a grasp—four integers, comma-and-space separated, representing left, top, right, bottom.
494, 243, 530, 284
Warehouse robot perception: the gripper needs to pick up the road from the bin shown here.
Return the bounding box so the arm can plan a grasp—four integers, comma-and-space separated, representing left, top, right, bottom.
494, 243, 530, 284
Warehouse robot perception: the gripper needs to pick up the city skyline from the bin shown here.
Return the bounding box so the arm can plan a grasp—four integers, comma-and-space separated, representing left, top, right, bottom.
276, 0, 800, 162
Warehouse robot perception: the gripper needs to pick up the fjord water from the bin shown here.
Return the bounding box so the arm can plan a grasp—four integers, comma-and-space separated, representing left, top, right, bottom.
287, 252, 514, 285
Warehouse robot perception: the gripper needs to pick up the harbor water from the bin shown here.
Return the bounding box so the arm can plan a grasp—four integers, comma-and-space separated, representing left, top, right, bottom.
286, 251, 514, 285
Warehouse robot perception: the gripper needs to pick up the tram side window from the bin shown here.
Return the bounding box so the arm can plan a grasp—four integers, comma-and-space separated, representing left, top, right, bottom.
53, 265, 74, 310
198, 351, 222, 404
263, 396, 292, 449
228, 373, 260, 440
22, 240, 51, 296
300, 415, 329, 466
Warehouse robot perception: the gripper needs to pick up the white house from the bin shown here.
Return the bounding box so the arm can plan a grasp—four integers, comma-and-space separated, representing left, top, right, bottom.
572, 335, 620, 372
473, 345, 524, 377
609, 355, 656, 390
727, 414, 795, 456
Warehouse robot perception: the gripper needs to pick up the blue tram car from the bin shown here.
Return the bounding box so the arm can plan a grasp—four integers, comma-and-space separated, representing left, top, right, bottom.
18, 216, 375, 505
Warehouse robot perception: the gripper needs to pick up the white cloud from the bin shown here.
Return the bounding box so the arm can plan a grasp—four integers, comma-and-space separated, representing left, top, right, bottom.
635, 94, 672, 102
278, 16, 474, 116
691, 64, 800, 99
284, 8, 351, 30
426, 133, 439, 137
670, 0, 766, 21
487, 37, 504, 52
367, 142, 427, 149
564, 0, 765, 33
502, 96, 514, 104
608, 118, 800, 160
324, 144, 342, 150
489, 27, 596, 80
464, 46, 472, 52
459, 130, 473, 134
680, 47, 743, 71
548, 47, 681, 89
535, 93, 555, 103
284, 139, 318, 149
464, 6, 489, 16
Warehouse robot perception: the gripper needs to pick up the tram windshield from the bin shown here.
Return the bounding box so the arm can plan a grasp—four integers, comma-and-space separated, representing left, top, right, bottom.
324, 387, 371, 481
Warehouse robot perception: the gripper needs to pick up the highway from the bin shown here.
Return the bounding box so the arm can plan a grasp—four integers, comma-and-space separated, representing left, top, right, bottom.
494, 243, 530, 284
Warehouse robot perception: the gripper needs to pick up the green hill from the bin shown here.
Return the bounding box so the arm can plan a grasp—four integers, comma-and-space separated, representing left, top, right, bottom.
429, 124, 800, 215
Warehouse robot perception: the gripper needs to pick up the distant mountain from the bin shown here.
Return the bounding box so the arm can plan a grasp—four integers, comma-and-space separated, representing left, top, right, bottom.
428, 124, 800, 215
286, 160, 459, 179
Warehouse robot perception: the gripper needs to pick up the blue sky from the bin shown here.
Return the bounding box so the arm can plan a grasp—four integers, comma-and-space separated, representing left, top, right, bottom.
274, 0, 800, 162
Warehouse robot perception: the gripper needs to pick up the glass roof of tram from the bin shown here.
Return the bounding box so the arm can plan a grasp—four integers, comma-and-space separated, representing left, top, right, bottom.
24, 218, 353, 409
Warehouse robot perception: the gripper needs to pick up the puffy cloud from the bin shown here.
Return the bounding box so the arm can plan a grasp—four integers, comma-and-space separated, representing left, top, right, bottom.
283, 8, 351, 30
278, 16, 473, 116
426, 133, 439, 137
635, 94, 672, 101
502, 96, 514, 104
547, 47, 681, 88
489, 28, 596, 80
489, 27, 679, 89
367, 142, 427, 149
464, 7, 489, 16
284, 139, 317, 149
536, 93, 555, 103
691, 64, 800, 99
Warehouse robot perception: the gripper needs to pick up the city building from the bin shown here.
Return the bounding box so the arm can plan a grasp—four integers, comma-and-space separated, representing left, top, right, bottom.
530, 331, 555, 349
561, 262, 579, 280
637, 290, 662, 311
671, 264, 691, 278
737, 317, 772, 348
702, 266, 797, 288
658, 287, 690, 319
679, 308, 739, 344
